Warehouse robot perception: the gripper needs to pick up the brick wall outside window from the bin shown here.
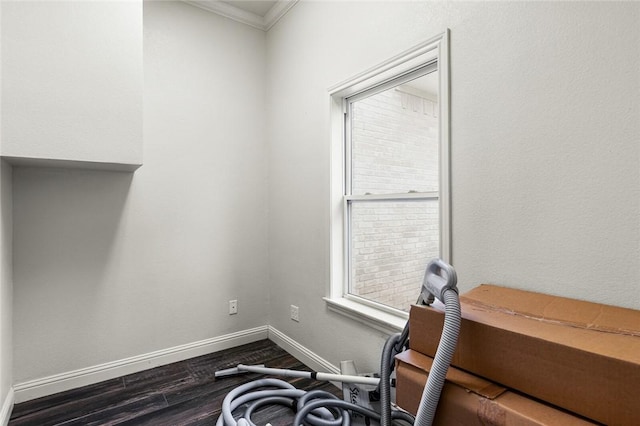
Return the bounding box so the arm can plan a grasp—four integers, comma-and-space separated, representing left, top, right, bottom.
350, 87, 439, 311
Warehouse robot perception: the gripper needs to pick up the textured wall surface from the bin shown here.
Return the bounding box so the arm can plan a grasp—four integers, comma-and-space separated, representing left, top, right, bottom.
0, 0, 14, 415
1, 1, 143, 166
0, 160, 12, 421
266, 1, 640, 374
12, 1, 268, 383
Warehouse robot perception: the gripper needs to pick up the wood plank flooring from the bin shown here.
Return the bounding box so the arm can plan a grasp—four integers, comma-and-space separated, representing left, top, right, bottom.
9, 339, 342, 426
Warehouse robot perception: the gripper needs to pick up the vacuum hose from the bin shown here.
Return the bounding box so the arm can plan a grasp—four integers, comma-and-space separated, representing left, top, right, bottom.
379, 332, 401, 426
413, 288, 461, 426
215, 258, 460, 426
216, 373, 413, 426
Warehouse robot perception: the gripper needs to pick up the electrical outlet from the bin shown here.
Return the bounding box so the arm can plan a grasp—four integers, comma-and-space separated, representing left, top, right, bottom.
229, 300, 238, 315
290, 305, 299, 322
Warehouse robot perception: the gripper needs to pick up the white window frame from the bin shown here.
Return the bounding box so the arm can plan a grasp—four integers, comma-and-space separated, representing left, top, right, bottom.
325, 30, 451, 334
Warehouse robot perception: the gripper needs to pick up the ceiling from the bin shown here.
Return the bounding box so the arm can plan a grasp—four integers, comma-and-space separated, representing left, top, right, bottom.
185, 1, 295, 31
222, 1, 278, 17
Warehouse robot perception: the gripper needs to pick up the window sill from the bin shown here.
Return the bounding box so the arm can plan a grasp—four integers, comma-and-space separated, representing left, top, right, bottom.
323, 297, 407, 335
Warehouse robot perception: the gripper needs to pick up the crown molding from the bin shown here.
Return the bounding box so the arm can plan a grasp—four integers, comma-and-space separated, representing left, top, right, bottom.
184, 0, 298, 32
263, 0, 298, 31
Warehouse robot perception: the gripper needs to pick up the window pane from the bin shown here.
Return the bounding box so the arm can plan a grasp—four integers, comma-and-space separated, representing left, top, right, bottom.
350, 72, 439, 195
349, 199, 439, 312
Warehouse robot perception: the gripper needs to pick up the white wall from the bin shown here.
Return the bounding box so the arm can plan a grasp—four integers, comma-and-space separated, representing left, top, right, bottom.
0, 160, 13, 423
0, 0, 15, 418
0, 166, 14, 422
266, 1, 640, 373
1, 0, 143, 168
12, 1, 268, 384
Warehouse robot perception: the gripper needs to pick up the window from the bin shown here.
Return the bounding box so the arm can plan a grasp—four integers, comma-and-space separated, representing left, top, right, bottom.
327, 31, 450, 332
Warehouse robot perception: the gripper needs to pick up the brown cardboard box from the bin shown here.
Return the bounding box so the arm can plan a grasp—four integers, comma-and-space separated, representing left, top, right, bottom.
395, 350, 597, 425
409, 284, 640, 425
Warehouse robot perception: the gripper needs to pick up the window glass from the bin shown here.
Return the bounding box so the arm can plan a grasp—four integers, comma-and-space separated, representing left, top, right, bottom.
349, 199, 439, 311
350, 73, 439, 196
345, 69, 441, 312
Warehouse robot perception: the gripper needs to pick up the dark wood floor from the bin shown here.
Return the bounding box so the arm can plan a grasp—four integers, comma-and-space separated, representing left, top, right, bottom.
9, 339, 342, 426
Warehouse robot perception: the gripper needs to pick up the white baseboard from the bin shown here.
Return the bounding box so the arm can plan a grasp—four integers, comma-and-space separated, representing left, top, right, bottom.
14, 326, 269, 403
268, 326, 340, 375
0, 387, 14, 426
13, 325, 340, 405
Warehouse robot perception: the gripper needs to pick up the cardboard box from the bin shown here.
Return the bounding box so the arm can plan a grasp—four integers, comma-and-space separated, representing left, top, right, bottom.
396, 350, 596, 425
409, 284, 640, 425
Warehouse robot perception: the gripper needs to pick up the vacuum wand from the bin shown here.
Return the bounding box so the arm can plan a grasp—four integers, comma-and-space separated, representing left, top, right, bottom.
215, 364, 381, 386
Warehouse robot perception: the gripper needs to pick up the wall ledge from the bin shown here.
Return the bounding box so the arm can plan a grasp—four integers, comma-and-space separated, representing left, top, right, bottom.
2, 156, 142, 173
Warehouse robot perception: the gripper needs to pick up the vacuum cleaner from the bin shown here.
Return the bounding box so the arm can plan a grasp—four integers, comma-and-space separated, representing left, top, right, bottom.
214, 258, 461, 426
